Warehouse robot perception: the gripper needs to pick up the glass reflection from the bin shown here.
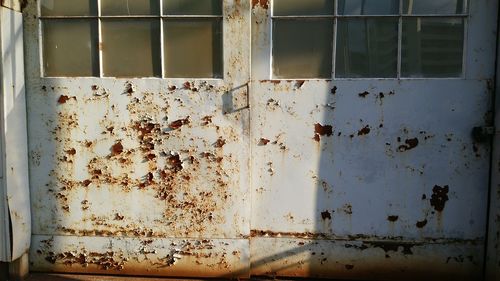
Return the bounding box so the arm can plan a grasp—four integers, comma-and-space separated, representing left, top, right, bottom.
273, 0, 334, 16
273, 19, 333, 78
336, 19, 398, 78
338, 0, 399, 15
403, 0, 465, 14
402, 18, 464, 77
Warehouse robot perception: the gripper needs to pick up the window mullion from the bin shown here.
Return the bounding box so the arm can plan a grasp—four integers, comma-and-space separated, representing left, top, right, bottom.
97, 0, 103, 78
332, 18, 337, 78
160, 0, 165, 78
397, 0, 403, 78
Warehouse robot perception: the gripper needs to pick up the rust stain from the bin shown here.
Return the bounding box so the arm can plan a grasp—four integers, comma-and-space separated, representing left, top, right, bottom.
44, 250, 126, 271
342, 204, 353, 215
358, 91, 370, 98
57, 95, 74, 104
262, 80, 281, 84
430, 185, 449, 212
169, 118, 190, 130
363, 241, 415, 255
295, 80, 305, 89
66, 148, 77, 156
321, 210, 332, 220
201, 116, 213, 126
314, 123, 333, 141
252, 0, 269, 9
387, 215, 399, 222
250, 230, 328, 239
416, 219, 428, 228
357, 125, 371, 136
110, 142, 124, 156
398, 138, 419, 152
259, 138, 270, 146
345, 264, 354, 270
214, 138, 226, 148
114, 213, 125, 221
167, 154, 183, 173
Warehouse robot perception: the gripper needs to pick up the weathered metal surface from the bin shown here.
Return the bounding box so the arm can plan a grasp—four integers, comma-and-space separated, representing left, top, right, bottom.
0, 0, 27, 13
20, 0, 499, 279
23, 0, 251, 276
249, 0, 497, 279
31, 235, 249, 278
250, 79, 491, 239
27, 79, 249, 238
0, 6, 31, 262
485, 5, 500, 280
250, 237, 483, 280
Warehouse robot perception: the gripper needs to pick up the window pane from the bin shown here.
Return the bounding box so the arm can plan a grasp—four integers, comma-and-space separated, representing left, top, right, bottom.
338, 0, 399, 15
164, 19, 222, 78
163, 0, 222, 15
43, 20, 98, 77
403, 0, 465, 14
402, 18, 464, 77
273, 20, 333, 79
101, 0, 159, 15
336, 19, 398, 78
102, 20, 161, 77
41, 0, 97, 16
273, 0, 333, 16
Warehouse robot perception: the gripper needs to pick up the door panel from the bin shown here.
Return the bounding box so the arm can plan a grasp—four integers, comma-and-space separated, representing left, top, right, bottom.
24, 0, 251, 277
250, 0, 497, 279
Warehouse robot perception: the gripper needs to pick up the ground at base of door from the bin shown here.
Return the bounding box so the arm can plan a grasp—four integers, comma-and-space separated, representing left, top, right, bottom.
25, 273, 364, 281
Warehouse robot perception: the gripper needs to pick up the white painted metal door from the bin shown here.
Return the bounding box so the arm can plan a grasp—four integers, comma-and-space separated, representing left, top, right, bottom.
24, 0, 251, 278
0, 5, 31, 263
250, 0, 497, 280
21, 0, 499, 280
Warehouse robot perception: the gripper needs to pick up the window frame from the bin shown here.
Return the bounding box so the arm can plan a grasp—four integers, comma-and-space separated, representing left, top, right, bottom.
38, 0, 225, 79
270, 0, 470, 80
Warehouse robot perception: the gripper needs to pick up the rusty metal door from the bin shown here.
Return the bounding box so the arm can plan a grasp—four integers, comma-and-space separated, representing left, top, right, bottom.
24, 0, 251, 278
250, 0, 498, 280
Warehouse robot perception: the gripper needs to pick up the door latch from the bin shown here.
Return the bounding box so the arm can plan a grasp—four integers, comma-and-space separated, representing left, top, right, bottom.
472, 126, 496, 143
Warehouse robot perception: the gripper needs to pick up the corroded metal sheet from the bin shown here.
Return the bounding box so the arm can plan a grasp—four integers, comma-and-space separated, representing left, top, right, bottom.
250, 79, 491, 239
31, 235, 249, 278
0, 6, 31, 262
485, 5, 500, 279
250, 237, 483, 280
27, 78, 249, 238
248, 0, 497, 279
23, 0, 251, 275
24, 0, 250, 238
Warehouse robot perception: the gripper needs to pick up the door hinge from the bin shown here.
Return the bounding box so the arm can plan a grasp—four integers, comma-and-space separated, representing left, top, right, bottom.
472, 126, 496, 142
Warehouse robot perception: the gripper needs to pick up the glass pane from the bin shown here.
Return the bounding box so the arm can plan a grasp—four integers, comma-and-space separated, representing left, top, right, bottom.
403, 0, 465, 14
164, 19, 222, 78
163, 0, 222, 15
41, 0, 97, 16
273, 0, 333, 16
273, 19, 333, 78
101, 0, 159, 15
336, 19, 398, 78
102, 20, 161, 77
402, 18, 464, 77
338, 0, 399, 15
43, 20, 98, 77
